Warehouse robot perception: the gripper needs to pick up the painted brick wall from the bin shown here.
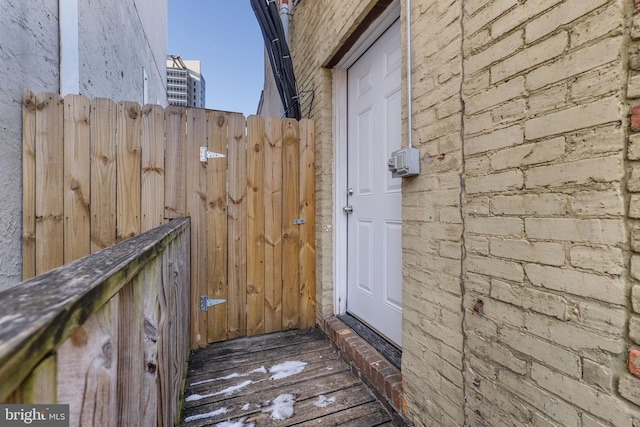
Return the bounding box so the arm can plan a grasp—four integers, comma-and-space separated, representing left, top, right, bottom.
287, 0, 640, 425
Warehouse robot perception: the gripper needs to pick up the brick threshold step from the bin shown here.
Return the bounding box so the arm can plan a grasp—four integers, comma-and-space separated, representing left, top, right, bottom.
322, 316, 408, 426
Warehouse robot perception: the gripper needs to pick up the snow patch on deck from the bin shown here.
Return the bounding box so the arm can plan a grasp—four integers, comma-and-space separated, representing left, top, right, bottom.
268, 361, 308, 380
262, 393, 296, 421
184, 407, 227, 423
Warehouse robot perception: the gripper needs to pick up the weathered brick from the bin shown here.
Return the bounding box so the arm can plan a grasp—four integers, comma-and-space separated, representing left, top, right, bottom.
569, 245, 623, 275
570, 190, 624, 217
467, 332, 527, 374
524, 97, 620, 140
490, 136, 564, 170
528, 84, 568, 116
570, 65, 620, 104
525, 264, 626, 305
582, 358, 613, 391
619, 374, 640, 408
630, 74, 640, 99
490, 0, 563, 38
575, 301, 627, 335
565, 124, 624, 158
464, 197, 490, 215
631, 316, 640, 346
467, 254, 524, 281
490, 239, 564, 266
465, 170, 524, 194
465, 235, 490, 256
465, 111, 493, 135
630, 349, 640, 379
525, 0, 609, 43
500, 326, 580, 377
465, 76, 525, 114
525, 218, 624, 245
465, 0, 518, 36
633, 105, 640, 132
492, 193, 567, 216
491, 32, 567, 83
465, 125, 523, 155
525, 311, 625, 354
570, 1, 622, 48
525, 156, 622, 189
491, 278, 567, 318
466, 216, 523, 236
490, 97, 526, 124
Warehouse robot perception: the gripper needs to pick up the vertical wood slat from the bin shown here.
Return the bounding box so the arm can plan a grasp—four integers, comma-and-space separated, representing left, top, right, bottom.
116, 101, 142, 242
90, 98, 117, 253
117, 278, 144, 427
141, 257, 160, 427
164, 106, 187, 219
247, 115, 266, 336
207, 111, 229, 343
186, 108, 208, 347
282, 119, 300, 330
298, 119, 316, 329
57, 300, 119, 427
3, 354, 57, 404
227, 113, 248, 339
264, 118, 283, 333
63, 94, 91, 263
22, 90, 37, 280
141, 104, 166, 233
35, 92, 65, 275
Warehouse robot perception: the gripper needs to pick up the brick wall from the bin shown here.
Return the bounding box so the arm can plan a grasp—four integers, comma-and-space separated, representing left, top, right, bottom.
287, 0, 640, 425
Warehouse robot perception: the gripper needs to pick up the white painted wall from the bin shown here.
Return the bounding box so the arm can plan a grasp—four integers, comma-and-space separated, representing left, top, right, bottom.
0, 0, 167, 290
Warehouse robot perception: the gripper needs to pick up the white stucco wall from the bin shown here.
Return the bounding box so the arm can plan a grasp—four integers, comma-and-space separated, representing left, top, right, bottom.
0, 0, 167, 290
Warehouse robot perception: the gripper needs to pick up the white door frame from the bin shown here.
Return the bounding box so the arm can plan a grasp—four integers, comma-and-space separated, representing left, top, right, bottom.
332, 0, 401, 315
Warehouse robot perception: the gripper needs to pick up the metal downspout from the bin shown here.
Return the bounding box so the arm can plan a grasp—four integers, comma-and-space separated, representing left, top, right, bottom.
406, 0, 413, 148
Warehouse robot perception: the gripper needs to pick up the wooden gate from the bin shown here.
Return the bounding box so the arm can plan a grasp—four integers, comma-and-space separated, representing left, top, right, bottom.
22, 90, 315, 348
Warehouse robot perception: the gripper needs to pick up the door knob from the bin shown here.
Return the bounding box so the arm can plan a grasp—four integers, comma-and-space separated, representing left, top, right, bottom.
343, 205, 353, 214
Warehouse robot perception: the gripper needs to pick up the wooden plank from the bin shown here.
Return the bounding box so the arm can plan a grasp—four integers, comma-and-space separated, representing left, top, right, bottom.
116, 101, 141, 242
117, 278, 144, 427
63, 94, 91, 263
3, 353, 57, 404
281, 119, 300, 330
227, 113, 248, 339
246, 115, 265, 336
206, 111, 228, 343
164, 106, 187, 219
186, 108, 208, 348
141, 104, 166, 232
263, 118, 283, 333
298, 119, 316, 329
90, 98, 117, 253
141, 256, 160, 427
22, 90, 37, 280
57, 299, 119, 426
35, 92, 64, 275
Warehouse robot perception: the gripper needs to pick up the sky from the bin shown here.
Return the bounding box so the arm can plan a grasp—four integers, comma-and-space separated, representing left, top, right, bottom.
168, 0, 266, 116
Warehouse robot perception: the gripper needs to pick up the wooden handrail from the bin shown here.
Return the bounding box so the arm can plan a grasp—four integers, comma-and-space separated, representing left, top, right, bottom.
0, 218, 190, 425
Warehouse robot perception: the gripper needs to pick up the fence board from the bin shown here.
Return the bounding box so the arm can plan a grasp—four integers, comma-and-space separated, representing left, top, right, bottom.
141, 104, 166, 232
90, 98, 117, 253
141, 257, 160, 427
298, 119, 316, 329
247, 115, 266, 336
282, 119, 300, 330
22, 90, 37, 280
116, 101, 141, 242
63, 94, 91, 263
186, 108, 209, 347
35, 93, 64, 275
227, 113, 248, 339
206, 111, 229, 343
164, 106, 187, 219
264, 118, 283, 333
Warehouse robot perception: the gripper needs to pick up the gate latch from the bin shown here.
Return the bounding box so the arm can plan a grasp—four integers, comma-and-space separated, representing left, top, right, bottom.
200, 296, 226, 311
292, 218, 306, 225
200, 147, 226, 162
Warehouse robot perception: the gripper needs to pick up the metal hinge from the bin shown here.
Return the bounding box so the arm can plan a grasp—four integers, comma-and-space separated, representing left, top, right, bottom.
200, 296, 226, 311
200, 147, 226, 162
292, 218, 306, 225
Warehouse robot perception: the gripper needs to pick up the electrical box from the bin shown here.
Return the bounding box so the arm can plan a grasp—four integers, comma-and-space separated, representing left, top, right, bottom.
388, 147, 420, 178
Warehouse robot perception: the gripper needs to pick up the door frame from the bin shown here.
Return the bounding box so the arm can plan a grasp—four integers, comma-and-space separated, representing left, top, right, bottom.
332, 0, 401, 315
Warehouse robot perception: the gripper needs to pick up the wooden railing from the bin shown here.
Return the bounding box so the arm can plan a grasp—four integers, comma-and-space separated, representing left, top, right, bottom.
0, 218, 190, 426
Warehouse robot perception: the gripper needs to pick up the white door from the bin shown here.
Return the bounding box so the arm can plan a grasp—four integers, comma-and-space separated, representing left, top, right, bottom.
346, 19, 402, 346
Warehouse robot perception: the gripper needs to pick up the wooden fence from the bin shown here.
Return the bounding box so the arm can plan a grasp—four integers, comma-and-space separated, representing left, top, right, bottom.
22, 91, 316, 348
0, 218, 190, 426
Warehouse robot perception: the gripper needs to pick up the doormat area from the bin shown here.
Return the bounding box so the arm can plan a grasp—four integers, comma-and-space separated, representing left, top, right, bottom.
338, 313, 402, 369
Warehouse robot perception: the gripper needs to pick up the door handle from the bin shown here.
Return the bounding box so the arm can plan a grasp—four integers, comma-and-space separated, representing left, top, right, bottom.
343, 205, 353, 214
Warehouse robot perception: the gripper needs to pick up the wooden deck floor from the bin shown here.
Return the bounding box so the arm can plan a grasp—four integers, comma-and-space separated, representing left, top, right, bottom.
180, 329, 395, 426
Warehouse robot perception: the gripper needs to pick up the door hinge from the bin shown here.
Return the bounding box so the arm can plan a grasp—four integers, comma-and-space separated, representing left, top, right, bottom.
200, 296, 226, 311
292, 218, 306, 225
200, 147, 226, 162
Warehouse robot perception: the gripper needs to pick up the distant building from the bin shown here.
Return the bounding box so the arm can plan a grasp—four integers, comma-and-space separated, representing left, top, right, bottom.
167, 55, 206, 108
